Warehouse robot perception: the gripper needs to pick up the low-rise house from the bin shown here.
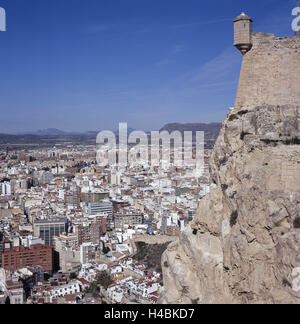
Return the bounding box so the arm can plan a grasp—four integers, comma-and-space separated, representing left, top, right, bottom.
6, 277, 24, 304
107, 284, 124, 303
49, 280, 81, 301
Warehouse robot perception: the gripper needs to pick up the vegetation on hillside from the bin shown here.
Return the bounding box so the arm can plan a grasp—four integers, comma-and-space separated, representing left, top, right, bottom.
84, 271, 114, 297
133, 241, 171, 273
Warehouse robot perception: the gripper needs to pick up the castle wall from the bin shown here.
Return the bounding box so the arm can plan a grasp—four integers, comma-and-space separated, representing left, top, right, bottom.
235, 33, 300, 109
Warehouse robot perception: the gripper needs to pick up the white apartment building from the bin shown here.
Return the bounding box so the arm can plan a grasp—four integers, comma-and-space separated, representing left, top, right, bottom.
1, 182, 11, 196
49, 281, 81, 301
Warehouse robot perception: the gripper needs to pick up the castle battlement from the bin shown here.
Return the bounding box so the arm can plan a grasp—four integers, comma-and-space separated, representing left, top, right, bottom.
234, 14, 300, 110
252, 32, 300, 49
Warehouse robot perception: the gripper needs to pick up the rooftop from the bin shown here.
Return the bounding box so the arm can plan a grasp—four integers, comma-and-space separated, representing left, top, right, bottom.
234, 12, 253, 22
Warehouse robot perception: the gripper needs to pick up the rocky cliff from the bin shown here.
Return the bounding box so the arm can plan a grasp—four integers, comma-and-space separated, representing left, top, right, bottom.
160, 104, 300, 304
160, 30, 300, 304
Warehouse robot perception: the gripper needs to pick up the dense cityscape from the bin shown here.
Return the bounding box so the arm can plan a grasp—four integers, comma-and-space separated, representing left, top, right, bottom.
0, 143, 212, 304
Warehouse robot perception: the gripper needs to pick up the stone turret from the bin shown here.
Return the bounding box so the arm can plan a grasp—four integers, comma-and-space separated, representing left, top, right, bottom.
234, 12, 253, 55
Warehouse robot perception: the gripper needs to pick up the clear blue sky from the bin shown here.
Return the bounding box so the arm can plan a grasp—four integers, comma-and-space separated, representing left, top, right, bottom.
0, 0, 297, 133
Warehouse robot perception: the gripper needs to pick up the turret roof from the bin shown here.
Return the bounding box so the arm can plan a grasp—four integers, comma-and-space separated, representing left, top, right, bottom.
234, 12, 253, 22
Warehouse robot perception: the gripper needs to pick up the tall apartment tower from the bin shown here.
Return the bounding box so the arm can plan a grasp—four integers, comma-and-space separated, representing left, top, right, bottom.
33, 218, 68, 247
234, 12, 253, 55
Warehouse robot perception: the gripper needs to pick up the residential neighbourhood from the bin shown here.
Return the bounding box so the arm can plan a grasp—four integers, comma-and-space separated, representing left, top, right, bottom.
0, 145, 213, 304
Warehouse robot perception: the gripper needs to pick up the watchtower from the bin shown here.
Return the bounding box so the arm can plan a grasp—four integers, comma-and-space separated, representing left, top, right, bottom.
234, 12, 253, 55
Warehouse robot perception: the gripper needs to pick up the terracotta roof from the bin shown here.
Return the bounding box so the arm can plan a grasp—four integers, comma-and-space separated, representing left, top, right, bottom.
77, 278, 88, 285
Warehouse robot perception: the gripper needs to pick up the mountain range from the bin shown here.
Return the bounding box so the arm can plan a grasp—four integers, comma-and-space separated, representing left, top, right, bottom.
0, 123, 222, 148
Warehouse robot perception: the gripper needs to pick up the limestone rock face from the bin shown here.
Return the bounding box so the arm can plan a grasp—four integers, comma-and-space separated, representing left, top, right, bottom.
160, 104, 300, 304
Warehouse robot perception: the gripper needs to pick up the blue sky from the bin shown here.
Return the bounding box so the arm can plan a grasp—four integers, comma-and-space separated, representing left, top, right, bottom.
0, 0, 298, 133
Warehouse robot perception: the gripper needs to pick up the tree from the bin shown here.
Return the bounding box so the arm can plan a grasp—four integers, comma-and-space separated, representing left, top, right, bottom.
95, 271, 114, 290
85, 282, 100, 298
70, 272, 77, 279
84, 271, 114, 298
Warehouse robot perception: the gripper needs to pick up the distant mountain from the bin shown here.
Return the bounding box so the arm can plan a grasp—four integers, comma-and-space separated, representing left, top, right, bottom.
0, 132, 97, 146
0, 123, 222, 149
160, 123, 222, 141
21, 128, 68, 136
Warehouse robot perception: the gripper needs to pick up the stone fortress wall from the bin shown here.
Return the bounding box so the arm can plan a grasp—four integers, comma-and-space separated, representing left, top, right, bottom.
235, 33, 300, 109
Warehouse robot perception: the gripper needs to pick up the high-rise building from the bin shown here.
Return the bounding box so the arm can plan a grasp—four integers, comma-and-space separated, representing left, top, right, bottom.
81, 191, 109, 204
65, 186, 81, 208
2, 244, 53, 273
54, 234, 80, 273
76, 220, 101, 246
33, 218, 68, 247
88, 201, 113, 221
80, 242, 96, 265
114, 212, 144, 229
1, 181, 11, 196
54, 233, 79, 251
